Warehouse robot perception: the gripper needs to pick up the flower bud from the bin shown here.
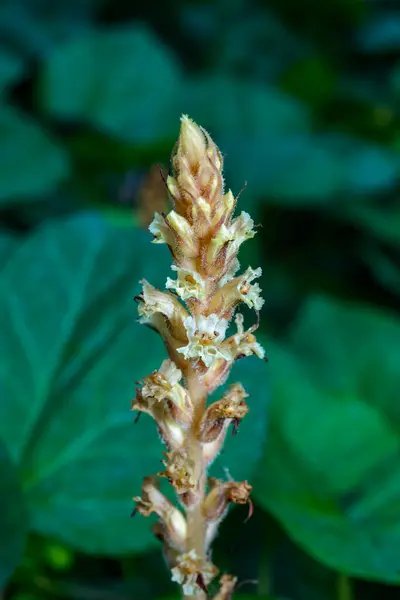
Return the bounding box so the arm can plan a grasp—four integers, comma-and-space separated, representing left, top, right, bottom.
149, 212, 175, 246
212, 190, 237, 228
166, 210, 198, 258
133, 476, 187, 550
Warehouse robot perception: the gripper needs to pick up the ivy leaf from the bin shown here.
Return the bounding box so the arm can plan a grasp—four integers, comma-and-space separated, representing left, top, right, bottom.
0, 440, 28, 586
39, 25, 183, 144
0, 106, 69, 204
255, 297, 400, 582
0, 214, 268, 554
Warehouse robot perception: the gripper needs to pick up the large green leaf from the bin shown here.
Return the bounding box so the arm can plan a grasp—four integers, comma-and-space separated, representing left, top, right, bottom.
0, 440, 28, 586
39, 25, 183, 144
0, 215, 168, 553
0, 106, 69, 203
254, 296, 400, 582
0, 214, 268, 554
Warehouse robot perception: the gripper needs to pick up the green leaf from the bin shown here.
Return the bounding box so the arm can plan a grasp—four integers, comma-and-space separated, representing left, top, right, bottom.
229, 134, 400, 203
187, 75, 310, 138
255, 297, 400, 582
0, 232, 18, 269
342, 204, 400, 247
0, 439, 28, 586
185, 76, 399, 204
0, 214, 268, 554
0, 47, 25, 92
361, 243, 400, 296
357, 13, 400, 52
39, 25, 184, 144
0, 106, 69, 203
0, 215, 170, 553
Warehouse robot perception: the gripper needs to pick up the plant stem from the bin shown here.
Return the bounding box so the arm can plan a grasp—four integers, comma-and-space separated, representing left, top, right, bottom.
184, 369, 208, 600
337, 573, 353, 600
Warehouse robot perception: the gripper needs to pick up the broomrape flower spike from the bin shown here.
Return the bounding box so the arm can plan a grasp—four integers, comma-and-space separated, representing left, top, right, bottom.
133, 115, 265, 599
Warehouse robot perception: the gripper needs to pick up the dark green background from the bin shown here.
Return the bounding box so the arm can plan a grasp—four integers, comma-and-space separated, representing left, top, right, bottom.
1, 0, 400, 598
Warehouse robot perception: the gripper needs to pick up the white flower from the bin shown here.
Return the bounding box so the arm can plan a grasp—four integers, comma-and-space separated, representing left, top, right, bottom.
178, 314, 231, 367
236, 266, 264, 310
232, 313, 265, 359
166, 266, 207, 300
226, 211, 256, 259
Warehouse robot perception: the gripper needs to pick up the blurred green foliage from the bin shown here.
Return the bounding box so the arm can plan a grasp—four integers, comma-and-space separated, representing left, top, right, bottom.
1, 0, 400, 599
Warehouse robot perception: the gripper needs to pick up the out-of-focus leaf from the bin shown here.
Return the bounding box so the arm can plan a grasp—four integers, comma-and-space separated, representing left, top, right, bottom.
185, 78, 399, 203
0, 214, 168, 554
357, 13, 400, 52
187, 75, 310, 138
255, 297, 400, 582
281, 57, 336, 108
0, 106, 69, 203
0, 1, 100, 59
343, 204, 400, 247
0, 214, 268, 554
0, 232, 17, 269
219, 132, 400, 203
361, 244, 400, 296
40, 25, 184, 144
0, 47, 25, 92
0, 440, 28, 586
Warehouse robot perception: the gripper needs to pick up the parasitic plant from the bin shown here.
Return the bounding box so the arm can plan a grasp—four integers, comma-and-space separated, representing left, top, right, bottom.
132, 116, 265, 599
